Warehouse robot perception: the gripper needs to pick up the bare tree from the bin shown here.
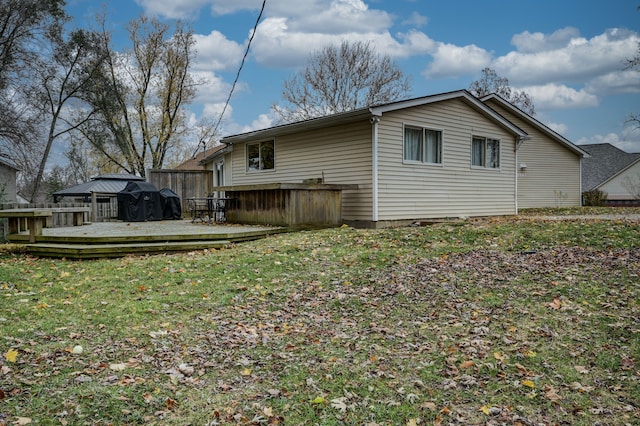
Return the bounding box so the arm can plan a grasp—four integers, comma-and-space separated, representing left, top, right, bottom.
622, 174, 640, 201
274, 40, 411, 122
0, 0, 66, 177
78, 16, 197, 177
28, 30, 108, 202
625, 9, 640, 131
469, 68, 536, 116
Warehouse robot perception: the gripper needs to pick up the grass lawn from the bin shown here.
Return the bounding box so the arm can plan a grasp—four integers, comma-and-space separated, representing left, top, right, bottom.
0, 209, 638, 425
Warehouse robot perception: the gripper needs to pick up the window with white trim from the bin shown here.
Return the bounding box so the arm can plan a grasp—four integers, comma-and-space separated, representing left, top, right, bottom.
404, 126, 442, 164
472, 136, 500, 168
247, 140, 274, 171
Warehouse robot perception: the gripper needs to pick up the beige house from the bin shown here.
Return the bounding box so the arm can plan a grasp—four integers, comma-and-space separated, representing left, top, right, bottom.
581, 143, 640, 206
481, 94, 588, 208
0, 159, 19, 202
204, 90, 587, 228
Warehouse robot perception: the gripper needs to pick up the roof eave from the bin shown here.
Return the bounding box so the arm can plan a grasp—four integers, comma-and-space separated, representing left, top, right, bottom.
371, 89, 528, 138
221, 108, 372, 145
480, 93, 589, 158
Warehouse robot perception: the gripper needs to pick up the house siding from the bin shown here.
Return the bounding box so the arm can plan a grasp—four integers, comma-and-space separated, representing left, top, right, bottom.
598, 161, 640, 200
376, 99, 517, 220
228, 120, 374, 221
485, 100, 582, 208
0, 163, 18, 202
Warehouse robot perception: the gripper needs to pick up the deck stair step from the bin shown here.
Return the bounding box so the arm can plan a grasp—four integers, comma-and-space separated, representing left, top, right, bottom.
27, 240, 233, 259
6, 220, 285, 258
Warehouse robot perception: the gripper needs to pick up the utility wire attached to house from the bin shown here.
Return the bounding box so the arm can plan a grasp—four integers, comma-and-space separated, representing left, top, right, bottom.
193, 0, 267, 160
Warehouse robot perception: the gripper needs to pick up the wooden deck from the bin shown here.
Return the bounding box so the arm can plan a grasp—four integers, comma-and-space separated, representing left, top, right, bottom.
5, 220, 285, 259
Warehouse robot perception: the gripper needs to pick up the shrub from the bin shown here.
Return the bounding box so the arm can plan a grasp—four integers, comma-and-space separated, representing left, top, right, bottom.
583, 189, 608, 206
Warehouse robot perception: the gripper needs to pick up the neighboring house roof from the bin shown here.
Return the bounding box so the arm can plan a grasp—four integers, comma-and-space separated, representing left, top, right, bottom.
480, 94, 589, 158
53, 174, 144, 198
0, 158, 19, 171
220, 90, 528, 147
177, 145, 227, 168
580, 143, 640, 191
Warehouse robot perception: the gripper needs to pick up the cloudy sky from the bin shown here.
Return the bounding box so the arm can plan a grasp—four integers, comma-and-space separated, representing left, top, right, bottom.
68, 0, 640, 152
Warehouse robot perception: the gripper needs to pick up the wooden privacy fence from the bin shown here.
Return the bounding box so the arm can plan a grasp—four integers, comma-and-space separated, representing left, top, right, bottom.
89, 193, 119, 222
147, 169, 212, 214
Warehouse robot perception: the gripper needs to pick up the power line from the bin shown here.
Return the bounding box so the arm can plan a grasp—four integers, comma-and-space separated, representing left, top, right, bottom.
212, 0, 267, 138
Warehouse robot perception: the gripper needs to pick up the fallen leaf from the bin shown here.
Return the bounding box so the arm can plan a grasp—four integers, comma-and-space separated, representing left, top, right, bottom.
311, 396, 326, 404
422, 401, 437, 411
548, 297, 562, 310
544, 386, 562, 401
460, 360, 475, 369
570, 382, 594, 393
240, 368, 252, 376
574, 365, 588, 374
5, 349, 18, 363
521, 379, 536, 388
480, 405, 490, 415
331, 397, 347, 412
14, 418, 32, 425
406, 419, 418, 426
109, 363, 127, 371
165, 397, 177, 410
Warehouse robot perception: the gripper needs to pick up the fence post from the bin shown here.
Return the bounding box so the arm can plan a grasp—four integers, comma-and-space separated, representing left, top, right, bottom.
91, 192, 98, 223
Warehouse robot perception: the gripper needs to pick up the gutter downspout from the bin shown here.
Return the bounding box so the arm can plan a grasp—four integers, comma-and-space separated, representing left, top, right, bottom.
579, 156, 584, 206
371, 114, 381, 223
514, 136, 530, 214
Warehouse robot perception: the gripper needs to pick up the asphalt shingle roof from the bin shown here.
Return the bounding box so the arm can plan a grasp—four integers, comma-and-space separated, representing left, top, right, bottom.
580, 143, 640, 191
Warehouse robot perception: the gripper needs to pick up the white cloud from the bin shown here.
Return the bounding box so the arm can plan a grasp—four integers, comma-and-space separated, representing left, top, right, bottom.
191, 70, 236, 104
202, 102, 230, 119
423, 43, 492, 78
134, 0, 211, 19
286, 0, 392, 34
577, 132, 623, 145
511, 27, 581, 53
239, 112, 277, 133
213, 108, 277, 136
520, 83, 599, 109
585, 70, 640, 96
402, 11, 428, 28
577, 131, 640, 154
193, 31, 245, 71
545, 121, 569, 135
251, 18, 432, 68
494, 28, 640, 85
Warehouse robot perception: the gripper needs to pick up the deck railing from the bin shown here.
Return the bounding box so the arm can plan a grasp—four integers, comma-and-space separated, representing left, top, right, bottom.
0, 202, 92, 240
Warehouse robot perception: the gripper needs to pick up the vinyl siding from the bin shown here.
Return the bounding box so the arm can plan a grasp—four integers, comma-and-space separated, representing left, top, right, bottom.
0, 164, 18, 202
376, 99, 517, 220
598, 161, 640, 200
228, 120, 374, 221
485, 100, 582, 208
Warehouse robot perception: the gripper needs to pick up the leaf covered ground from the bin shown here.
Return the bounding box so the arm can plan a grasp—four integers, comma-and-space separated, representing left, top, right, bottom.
0, 212, 639, 425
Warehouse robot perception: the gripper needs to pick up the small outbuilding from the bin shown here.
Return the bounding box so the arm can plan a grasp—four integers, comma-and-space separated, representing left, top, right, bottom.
53, 174, 144, 203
